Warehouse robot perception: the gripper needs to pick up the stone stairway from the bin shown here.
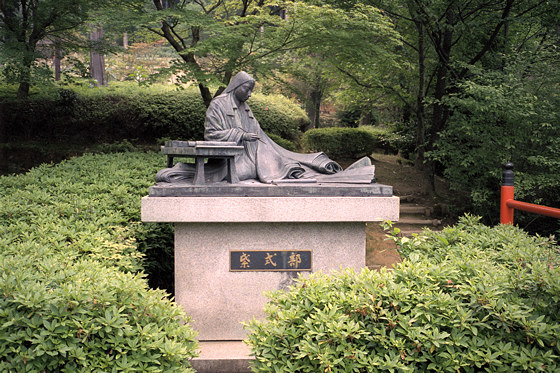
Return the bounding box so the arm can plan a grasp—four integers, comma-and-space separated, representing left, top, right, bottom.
366, 197, 448, 270
397, 201, 443, 236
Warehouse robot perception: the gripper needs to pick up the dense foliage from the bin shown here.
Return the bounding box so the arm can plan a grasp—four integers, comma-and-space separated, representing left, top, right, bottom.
267, 133, 298, 152
302, 126, 397, 159
107, 0, 400, 108
246, 216, 560, 372
0, 151, 197, 371
0, 0, 112, 98
430, 58, 560, 232
298, 0, 559, 207
0, 84, 307, 144
249, 93, 309, 142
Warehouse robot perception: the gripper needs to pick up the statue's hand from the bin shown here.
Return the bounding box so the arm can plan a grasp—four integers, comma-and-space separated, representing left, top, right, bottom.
242, 132, 260, 142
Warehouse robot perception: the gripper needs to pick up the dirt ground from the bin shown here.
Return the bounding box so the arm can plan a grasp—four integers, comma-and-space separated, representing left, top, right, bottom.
361, 152, 458, 270
370, 153, 453, 205
339, 152, 454, 206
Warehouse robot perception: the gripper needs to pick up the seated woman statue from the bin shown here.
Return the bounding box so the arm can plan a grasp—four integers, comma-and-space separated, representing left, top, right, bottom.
156, 71, 375, 184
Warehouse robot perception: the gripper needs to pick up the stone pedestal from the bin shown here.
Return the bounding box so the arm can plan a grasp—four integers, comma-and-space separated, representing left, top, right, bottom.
141, 195, 399, 341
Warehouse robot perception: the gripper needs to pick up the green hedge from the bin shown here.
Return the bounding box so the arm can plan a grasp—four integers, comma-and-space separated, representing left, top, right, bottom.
249, 93, 308, 141
267, 133, 298, 152
246, 215, 560, 372
0, 151, 197, 371
0, 84, 307, 143
302, 126, 397, 159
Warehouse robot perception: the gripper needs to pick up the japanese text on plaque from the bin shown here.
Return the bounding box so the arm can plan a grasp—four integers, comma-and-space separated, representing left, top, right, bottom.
230, 250, 312, 271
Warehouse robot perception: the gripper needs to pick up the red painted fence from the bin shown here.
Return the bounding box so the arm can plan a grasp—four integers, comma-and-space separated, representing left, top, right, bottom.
500, 162, 560, 225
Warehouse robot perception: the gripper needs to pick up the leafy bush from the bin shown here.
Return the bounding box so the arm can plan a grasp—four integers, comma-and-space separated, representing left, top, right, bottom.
0, 258, 197, 372
336, 105, 380, 128
364, 126, 402, 155
267, 133, 298, 151
249, 93, 309, 141
430, 60, 560, 233
0, 151, 197, 371
302, 126, 395, 159
0, 83, 306, 143
245, 215, 560, 372
337, 106, 362, 127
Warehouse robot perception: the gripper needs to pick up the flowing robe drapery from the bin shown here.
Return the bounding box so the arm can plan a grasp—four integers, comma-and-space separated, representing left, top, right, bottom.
204, 92, 344, 182
155, 72, 375, 184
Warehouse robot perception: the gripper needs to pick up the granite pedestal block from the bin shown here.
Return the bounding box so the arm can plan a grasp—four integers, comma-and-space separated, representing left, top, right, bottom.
141, 195, 399, 341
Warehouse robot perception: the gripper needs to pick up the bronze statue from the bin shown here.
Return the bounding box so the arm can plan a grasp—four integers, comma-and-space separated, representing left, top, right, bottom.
156, 71, 374, 184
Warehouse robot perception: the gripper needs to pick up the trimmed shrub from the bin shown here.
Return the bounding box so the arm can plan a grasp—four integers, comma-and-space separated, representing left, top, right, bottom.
302, 126, 396, 159
430, 63, 560, 233
0, 88, 207, 143
0, 258, 197, 372
0, 151, 197, 371
249, 93, 309, 141
245, 215, 560, 372
267, 133, 298, 152
0, 84, 306, 144
337, 106, 362, 128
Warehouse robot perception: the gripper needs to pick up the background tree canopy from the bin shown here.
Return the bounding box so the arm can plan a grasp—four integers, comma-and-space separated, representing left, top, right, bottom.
0, 0, 559, 231
0, 0, 119, 98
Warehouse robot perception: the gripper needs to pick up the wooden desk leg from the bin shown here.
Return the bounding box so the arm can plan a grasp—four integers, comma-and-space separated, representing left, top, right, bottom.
227, 157, 239, 184
193, 156, 205, 184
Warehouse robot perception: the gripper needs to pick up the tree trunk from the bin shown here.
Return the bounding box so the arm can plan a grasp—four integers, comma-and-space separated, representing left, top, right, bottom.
304, 89, 322, 131
424, 9, 454, 195
0, 102, 5, 145
211, 70, 233, 101
16, 53, 34, 100
414, 20, 425, 170
54, 38, 62, 81
89, 27, 107, 86
359, 105, 372, 126
17, 81, 30, 100
199, 83, 213, 107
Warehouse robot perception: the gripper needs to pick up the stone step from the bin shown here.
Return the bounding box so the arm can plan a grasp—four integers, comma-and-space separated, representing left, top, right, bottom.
393, 210, 443, 237
397, 217, 442, 226
397, 228, 427, 236
400, 204, 432, 217
191, 341, 253, 373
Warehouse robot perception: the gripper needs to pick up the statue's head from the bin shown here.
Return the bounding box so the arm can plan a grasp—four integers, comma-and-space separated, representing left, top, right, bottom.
234, 80, 255, 103
224, 72, 256, 103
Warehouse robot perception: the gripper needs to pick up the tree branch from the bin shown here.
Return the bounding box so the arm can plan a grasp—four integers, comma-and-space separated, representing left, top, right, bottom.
0, 2, 18, 33
512, 0, 547, 19
380, 7, 416, 23
192, 0, 208, 14
144, 25, 165, 37
401, 37, 418, 52
335, 65, 413, 109
464, 0, 514, 71
169, 23, 187, 49
205, 0, 223, 14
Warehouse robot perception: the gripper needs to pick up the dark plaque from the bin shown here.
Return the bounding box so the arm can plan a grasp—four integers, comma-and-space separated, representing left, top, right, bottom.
230, 250, 312, 272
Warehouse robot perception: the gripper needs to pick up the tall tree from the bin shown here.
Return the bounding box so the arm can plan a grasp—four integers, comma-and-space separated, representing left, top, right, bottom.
117, 0, 400, 107
403, 0, 554, 192
0, 0, 105, 98
429, 3, 560, 226
275, 3, 403, 128
322, 0, 556, 194
89, 26, 107, 86
271, 53, 335, 130
115, 0, 298, 106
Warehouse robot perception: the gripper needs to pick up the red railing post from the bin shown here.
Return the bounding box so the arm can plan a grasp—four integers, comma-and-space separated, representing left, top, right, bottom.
500, 162, 515, 225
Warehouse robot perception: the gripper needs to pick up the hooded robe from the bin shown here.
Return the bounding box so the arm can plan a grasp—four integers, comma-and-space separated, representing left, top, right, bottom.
156, 72, 375, 184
